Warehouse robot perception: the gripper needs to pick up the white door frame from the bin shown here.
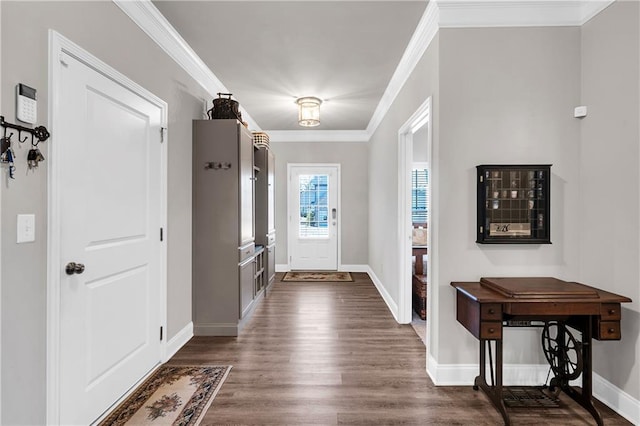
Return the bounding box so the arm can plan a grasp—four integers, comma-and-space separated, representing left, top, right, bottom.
46, 31, 168, 424
397, 97, 435, 353
0, 3, 3, 419
287, 163, 341, 271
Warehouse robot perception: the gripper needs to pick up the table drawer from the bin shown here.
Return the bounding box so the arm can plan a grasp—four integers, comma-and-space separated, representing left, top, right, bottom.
481, 304, 502, 320
600, 303, 621, 320
595, 321, 621, 340
480, 322, 502, 340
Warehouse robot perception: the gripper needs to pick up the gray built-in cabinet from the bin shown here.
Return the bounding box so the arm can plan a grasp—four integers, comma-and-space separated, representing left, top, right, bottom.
192, 119, 274, 336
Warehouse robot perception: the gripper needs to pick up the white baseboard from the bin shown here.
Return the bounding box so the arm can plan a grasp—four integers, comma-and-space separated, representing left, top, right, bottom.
275, 264, 289, 272
165, 321, 193, 361
427, 355, 550, 386
593, 372, 640, 425
339, 264, 369, 273
427, 355, 640, 424
366, 266, 399, 322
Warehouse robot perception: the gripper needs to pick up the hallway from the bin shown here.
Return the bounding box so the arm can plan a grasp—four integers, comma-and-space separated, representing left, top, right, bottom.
169, 273, 630, 425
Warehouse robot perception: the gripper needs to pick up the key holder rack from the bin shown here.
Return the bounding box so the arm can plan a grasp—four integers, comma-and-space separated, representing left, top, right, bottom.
1, 115, 50, 178
0, 115, 50, 150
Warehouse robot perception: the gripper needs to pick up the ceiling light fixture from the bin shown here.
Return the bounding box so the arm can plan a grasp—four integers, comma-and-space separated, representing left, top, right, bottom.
295, 96, 322, 127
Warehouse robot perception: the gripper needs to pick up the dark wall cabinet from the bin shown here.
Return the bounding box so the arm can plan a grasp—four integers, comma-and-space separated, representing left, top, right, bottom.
476, 164, 551, 244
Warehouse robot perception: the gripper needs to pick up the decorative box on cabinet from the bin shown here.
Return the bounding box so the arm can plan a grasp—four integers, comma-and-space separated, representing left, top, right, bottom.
476, 164, 551, 244
192, 119, 265, 336
254, 146, 276, 295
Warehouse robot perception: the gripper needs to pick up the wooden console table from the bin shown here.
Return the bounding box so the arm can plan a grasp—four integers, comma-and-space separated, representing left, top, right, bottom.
451, 277, 631, 426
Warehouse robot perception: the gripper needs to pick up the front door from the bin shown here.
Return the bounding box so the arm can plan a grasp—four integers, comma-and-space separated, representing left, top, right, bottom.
54, 48, 164, 424
288, 164, 339, 270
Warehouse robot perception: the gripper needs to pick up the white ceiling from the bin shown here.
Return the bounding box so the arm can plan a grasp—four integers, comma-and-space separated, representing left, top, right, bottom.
152, 1, 428, 132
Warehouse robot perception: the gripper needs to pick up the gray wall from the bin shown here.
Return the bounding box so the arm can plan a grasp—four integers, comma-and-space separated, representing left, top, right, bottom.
412, 125, 429, 164
368, 7, 640, 404
368, 32, 439, 321
437, 26, 582, 364
1, 2, 207, 423
270, 142, 369, 267
580, 0, 640, 401
369, 25, 582, 366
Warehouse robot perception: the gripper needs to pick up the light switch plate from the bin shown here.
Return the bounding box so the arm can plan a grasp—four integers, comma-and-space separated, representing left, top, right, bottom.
17, 214, 35, 243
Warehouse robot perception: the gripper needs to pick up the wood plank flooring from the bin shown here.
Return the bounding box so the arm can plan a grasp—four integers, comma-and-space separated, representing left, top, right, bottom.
169, 272, 631, 425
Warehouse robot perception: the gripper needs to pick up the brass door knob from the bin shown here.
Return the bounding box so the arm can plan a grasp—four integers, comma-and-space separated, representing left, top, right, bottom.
65, 262, 85, 275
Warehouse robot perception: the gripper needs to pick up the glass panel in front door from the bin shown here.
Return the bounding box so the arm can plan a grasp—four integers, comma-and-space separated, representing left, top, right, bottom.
298, 174, 329, 238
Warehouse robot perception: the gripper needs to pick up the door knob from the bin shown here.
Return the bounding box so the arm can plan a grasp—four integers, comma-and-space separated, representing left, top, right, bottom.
65, 262, 85, 275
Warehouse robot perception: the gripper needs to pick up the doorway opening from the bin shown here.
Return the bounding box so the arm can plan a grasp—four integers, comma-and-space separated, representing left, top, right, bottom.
397, 98, 433, 352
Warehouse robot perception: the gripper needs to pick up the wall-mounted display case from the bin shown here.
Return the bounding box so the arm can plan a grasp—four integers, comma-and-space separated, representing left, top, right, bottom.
476, 164, 551, 244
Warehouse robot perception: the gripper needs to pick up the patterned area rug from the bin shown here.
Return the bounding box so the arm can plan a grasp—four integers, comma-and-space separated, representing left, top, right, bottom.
282, 271, 353, 282
99, 365, 231, 426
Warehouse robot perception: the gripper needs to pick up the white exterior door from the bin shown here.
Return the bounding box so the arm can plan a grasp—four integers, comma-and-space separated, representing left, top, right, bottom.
288, 164, 339, 270
54, 49, 164, 425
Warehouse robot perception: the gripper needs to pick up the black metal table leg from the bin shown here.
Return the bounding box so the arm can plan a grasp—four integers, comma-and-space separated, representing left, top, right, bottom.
474, 339, 510, 425
559, 319, 604, 426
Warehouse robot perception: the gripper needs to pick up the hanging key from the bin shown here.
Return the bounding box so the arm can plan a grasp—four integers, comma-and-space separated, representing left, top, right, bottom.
27, 147, 45, 170
6, 147, 15, 179
35, 148, 45, 164
0, 137, 10, 160
27, 148, 38, 169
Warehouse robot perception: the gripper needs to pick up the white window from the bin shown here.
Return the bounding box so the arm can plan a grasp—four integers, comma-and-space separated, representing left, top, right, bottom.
412, 168, 428, 225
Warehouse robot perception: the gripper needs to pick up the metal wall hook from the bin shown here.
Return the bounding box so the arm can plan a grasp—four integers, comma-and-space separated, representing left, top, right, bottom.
204, 161, 232, 170
0, 115, 50, 144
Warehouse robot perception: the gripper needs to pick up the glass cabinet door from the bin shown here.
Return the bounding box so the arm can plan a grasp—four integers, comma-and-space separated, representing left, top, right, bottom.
476, 165, 551, 244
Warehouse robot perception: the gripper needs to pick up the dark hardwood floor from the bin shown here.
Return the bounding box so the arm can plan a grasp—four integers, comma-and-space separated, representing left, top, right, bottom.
169, 272, 631, 425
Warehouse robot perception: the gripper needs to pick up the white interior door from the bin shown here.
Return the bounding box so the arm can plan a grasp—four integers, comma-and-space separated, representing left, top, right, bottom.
288, 164, 339, 270
55, 50, 164, 425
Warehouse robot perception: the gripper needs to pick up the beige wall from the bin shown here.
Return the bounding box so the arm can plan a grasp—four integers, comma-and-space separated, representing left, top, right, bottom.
270, 141, 369, 266
1, 2, 208, 423
580, 0, 640, 401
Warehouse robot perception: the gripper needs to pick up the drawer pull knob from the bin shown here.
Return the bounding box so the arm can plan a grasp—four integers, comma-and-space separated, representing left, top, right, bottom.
608, 328, 615, 333
489, 328, 495, 333
608, 309, 615, 315
488, 309, 495, 314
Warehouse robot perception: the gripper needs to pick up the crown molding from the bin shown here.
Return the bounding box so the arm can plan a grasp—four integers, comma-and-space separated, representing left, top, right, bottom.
112, 0, 261, 131
114, 0, 614, 144
366, 0, 439, 138
580, 0, 615, 25
437, 0, 616, 28
267, 130, 369, 143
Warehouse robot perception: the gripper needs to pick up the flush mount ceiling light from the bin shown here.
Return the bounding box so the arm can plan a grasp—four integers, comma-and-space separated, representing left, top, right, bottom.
295, 96, 323, 127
